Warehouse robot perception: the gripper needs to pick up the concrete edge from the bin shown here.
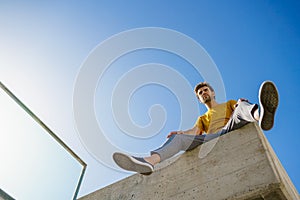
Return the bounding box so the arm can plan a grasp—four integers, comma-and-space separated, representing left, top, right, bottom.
254, 123, 300, 199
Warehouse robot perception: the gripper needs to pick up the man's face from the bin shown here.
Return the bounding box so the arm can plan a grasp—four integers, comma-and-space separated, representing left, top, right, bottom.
196, 86, 215, 104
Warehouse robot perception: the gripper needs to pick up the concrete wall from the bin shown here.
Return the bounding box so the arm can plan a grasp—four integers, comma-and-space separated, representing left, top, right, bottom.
81, 123, 299, 200
0, 189, 15, 200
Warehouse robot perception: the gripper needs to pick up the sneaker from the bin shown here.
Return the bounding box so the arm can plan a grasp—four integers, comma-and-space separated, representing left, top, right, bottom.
113, 152, 154, 175
258, 81, 279, 131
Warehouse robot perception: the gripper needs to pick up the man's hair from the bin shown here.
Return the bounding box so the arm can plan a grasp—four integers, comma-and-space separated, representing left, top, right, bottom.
194, 82, 215, 94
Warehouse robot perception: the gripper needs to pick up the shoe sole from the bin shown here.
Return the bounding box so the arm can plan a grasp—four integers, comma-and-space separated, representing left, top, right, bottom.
113, 152, 153, 175
259, 81, 279, 131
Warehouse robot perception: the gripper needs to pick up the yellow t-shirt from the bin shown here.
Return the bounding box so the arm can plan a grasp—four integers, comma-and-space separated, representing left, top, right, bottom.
194, 100, 237, 134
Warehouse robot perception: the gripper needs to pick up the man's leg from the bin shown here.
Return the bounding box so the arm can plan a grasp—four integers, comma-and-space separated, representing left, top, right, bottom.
113, 133, 219, 175
220, 80, 279, 135
219, 101, 258, 135
150, 134, 206, 162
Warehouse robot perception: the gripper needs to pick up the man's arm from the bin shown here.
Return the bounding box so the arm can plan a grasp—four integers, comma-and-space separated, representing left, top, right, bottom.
167, 126, 201, 138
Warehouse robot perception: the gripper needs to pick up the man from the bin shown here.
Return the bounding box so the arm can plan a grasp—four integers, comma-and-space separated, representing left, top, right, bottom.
113, 81, 279, 175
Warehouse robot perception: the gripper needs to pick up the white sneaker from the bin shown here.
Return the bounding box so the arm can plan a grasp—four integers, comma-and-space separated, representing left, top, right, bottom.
258, 81, 279, 131
113, 152, 154, 175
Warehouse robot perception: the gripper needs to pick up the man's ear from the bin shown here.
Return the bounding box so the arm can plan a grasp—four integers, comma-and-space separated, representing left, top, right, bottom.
195, 93, 200, 101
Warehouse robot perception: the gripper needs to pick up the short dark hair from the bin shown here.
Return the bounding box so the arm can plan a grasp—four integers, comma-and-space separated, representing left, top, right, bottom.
194, 82, 214, 94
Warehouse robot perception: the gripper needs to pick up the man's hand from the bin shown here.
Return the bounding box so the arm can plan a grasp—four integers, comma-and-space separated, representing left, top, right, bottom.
167, 126, 201, 138
167, 131, 183, 138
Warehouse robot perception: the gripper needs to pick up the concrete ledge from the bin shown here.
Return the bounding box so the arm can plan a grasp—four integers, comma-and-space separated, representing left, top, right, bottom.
80, 123, 299, 200
0, 189, 15, 200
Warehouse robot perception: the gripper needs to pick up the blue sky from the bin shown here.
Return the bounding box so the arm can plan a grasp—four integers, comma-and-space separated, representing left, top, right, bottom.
0, 0, 299, 198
